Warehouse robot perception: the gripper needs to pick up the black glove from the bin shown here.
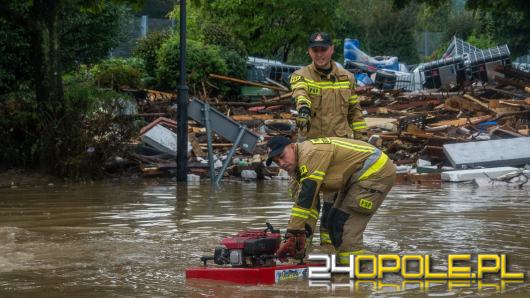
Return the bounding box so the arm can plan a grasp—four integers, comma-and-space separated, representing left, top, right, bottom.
296, 107, 311, 132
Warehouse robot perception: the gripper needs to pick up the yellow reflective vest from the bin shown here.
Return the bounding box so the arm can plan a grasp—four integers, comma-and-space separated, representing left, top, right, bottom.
290, 61, 367, 139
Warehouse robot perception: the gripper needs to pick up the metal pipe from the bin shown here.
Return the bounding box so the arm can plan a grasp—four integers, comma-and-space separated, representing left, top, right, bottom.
176, 0, 189, 181
203, 104, 216, 184
215, 125, 247, 187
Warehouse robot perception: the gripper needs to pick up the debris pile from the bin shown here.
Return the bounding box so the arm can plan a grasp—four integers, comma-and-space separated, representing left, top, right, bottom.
124, 38, 530, 187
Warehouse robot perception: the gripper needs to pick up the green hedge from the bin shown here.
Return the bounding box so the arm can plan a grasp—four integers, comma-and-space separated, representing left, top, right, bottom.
90, 57, 146, 90
133, 30, 171, 79
156, 36, 228, 93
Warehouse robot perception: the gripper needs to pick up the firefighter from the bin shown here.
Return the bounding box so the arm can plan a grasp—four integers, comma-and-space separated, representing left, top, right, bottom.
290, 32, 367, 140
266, 136, 396, 264
290, 32, 368, 247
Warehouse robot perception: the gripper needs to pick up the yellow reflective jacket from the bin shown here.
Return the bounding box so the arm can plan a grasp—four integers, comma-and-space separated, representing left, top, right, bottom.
286, 137, 395, 234
290, 61, 367, 139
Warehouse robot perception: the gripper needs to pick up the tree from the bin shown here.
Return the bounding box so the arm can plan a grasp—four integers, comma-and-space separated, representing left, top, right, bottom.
190, 0, 337, 63
0, 0, 142, 171
0, 18, 32, 94
59, 3, 134, 72
334, 0, 420, 64
393, 0, 530, 57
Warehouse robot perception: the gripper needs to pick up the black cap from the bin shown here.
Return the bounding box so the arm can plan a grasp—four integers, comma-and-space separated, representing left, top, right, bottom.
308, 32, 332, 48
265, 136, 292, 166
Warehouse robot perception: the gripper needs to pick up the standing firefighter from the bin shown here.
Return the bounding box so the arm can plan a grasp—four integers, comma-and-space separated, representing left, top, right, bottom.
266, 136, 396, 264
291, 32, 367, 140
289, 32, 368, 247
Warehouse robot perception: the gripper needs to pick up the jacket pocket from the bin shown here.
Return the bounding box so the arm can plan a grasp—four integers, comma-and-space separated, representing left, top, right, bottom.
339, 88, 351, 114
310, 95, 322, 114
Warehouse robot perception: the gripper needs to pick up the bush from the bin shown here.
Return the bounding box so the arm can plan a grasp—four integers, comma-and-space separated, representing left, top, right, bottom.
0, 80, 139, 179
157, 36, 228, 94
55, 81, 139, 179
133, 30, 171, 79
220, 49, 247, 79
0, 89, 38, 167
90, 57, 146, 90
201, 22, 248, 80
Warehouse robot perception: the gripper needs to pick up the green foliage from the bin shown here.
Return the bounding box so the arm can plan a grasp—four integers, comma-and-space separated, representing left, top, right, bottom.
467, 32, 496, 49
59, 2, 134, 72
0, 89, 38, 167
157, 36, 228, 93
90, 57, 146, 89
397, 0, 530, 57
0, 80, 138, 177
189, 0, 337, 62
56, 81, 139, 179
133, 30, 171, 79
0, 19, 32, 94
220, 49, 247, 79
335, 0, 420, 64
485, 9, 530, 57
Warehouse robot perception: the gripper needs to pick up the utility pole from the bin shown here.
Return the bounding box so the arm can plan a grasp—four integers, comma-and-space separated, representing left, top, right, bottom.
176, 0, 188, 181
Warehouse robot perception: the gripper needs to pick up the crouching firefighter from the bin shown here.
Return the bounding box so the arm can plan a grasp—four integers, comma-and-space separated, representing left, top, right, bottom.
266, 136, 396, 264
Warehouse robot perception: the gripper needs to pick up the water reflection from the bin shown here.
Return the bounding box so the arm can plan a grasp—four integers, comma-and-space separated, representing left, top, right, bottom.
0, 180, 528, 296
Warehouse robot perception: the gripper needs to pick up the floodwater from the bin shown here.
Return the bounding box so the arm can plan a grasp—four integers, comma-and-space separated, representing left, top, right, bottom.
0, 179, 529, 297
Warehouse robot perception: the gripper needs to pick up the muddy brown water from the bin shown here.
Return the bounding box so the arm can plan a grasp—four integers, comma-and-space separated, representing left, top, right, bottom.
0, 180, 529, 297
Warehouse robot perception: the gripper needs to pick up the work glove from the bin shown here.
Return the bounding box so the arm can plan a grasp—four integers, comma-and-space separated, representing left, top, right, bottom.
296, 107, 311, 132
354, 131, 369, 142
276, 232, 307, 262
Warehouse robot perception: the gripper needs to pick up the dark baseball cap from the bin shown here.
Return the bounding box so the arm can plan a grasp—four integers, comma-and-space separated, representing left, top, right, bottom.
265, 136, 292, 166
308, 32, 332, 48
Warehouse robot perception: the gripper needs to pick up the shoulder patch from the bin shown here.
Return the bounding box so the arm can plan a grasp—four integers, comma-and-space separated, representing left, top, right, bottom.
299, 165, 308, 177
309, 137, 331, 144
290, 74, 302, 83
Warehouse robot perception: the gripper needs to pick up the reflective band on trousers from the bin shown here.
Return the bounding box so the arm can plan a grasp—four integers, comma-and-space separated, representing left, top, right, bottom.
320, 232, 332, 244
291, 207, 319, 220
338, 250, 367, 265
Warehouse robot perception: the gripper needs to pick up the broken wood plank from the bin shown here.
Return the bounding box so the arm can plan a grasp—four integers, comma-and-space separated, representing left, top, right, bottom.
263, 92, 293, 102
209, 74, 287, 92
495, 65, 530, 83
265, 78, 289, 91
144, 89, 177, 102
446, 96, 490, 113
484, 86, 527, 99
462, 94, 497, 114
188, 133, 206, 158
429, 115, 493, 127
231, 114, 274, 121
211, 99, 291, 107
139, 117, 177, 135
495, 76, 530, 93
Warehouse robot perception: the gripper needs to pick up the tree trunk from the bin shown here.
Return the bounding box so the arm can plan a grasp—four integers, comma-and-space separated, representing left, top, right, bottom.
30, 0, 64, 170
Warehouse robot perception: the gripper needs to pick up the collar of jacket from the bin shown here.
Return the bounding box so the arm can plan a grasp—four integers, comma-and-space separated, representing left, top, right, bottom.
309, 60, 338, 81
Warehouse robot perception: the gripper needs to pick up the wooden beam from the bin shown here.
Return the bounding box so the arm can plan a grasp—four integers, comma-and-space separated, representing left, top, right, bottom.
209, 74, 287, 92
462, 94, 497, 114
